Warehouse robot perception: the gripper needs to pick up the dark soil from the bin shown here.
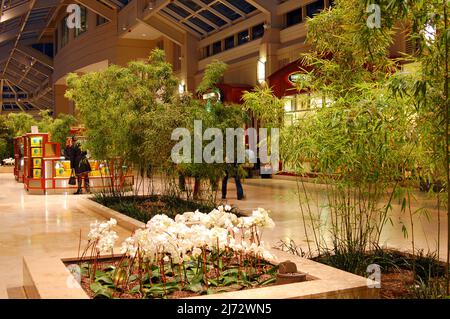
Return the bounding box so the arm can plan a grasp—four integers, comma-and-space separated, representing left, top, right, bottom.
71, 255, 284, 299
91, 195, 220, 223
380, 269, 415, 299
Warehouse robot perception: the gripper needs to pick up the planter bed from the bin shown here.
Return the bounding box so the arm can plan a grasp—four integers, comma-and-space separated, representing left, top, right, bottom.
23, 249, 378, 299
22, 198, 379, 299
63, 255, 307, 299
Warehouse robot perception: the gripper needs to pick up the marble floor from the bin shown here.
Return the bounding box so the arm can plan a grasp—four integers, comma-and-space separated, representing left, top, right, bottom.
0, 173, 447, 298
0, 173, 132, 298
223, 177, 448, 260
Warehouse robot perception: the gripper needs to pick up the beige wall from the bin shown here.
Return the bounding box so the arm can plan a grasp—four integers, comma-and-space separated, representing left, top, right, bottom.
52, 7, 161, 115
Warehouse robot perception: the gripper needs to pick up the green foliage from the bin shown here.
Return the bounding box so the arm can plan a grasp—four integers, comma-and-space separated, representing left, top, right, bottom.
65, 49, 178, 164
275, 0, 423, 259
66, 49, 183, 195
48, 113, 77, 145
242, 86, 284, 129
0, 116, 12, 159
6, 113, 37, 137
0, 111, 77, 151
0, 139, 8, 160
81, 248, 277, 299
196, 60, 228, 95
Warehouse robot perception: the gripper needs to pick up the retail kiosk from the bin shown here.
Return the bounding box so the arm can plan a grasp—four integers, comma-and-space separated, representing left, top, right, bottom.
15, 132, 133, 194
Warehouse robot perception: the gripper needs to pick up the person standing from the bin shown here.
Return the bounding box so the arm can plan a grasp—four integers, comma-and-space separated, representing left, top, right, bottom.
221, 163, 244, 200
64, 136, 91, 194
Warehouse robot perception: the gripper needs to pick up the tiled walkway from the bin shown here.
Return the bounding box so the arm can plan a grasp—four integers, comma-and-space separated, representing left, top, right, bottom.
223, 177, 447, 259
0, 173, 447, 298
0, 173, 131, 298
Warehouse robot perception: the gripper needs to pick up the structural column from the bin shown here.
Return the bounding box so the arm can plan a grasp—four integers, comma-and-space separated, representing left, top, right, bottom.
181, 32, 198, 92
258, 6, 281, 84
53, 84, 74, 116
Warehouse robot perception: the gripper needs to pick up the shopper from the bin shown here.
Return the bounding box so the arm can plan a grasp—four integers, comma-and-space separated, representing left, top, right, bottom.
64, 136, 91, 194
221, 163, 244, 200
63, 137, 79, 175
76, 150, 91, 194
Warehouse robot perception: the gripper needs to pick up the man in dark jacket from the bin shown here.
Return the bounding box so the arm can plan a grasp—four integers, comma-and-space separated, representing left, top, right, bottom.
64, 136, 91, 194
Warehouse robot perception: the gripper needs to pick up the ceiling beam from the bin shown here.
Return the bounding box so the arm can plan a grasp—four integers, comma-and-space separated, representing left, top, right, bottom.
34, 0, 63, 10
190, 0, 231, 24
0, 43, 14, 60
38, 0, 66, 41
175, 1, 219, 32
160, 9, 205, 36
16, 44, 54, 69
5, 80, 26, 112
139, 14, 186, 46
245, 0, 274, 15
7, 64, 42, 85
0, 0, 5, 19
142, 0, 171, 20
99, 0, 123, 9
0, 1, 34, 23
75, 0, 116, 21
0, 27, 20, 45
5, 73, 39, 93
2, 0, 36, 77
11, 53, 53, 77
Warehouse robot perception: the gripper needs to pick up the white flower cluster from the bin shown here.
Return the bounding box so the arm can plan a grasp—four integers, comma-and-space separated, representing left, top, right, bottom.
88, 218, 119, 253
119, 206, 276, 264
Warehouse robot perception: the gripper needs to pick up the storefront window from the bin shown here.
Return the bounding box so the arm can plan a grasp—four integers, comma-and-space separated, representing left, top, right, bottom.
306, 0, 324, 18
212, 41, 222, 54
97, 14, 108, 26
283, 93, 329, 126
286, 8, 302, 28
237, 30, 250, 45
75, 6, 88, 37
61, 17, 69, 47
252, 24, 264, 40
224, 36, 235, 50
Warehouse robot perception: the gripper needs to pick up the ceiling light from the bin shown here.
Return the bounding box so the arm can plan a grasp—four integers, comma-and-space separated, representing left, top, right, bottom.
142, 33, 147, 37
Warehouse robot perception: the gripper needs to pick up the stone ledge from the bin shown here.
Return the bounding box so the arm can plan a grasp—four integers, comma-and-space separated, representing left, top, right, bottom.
23, 248, 379, 299
77, 197, 145, 231
22, 198, 379, 299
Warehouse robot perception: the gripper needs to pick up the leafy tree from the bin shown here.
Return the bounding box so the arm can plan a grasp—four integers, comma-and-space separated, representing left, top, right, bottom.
6, 113, 37, 137
65, 49, 180, 194
242, 86, 284, 130
196, 60, 228, 95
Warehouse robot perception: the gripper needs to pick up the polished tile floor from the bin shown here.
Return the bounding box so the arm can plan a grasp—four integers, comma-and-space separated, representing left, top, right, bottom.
0, 173, 447, 298
224, 177, 447, 260
0, 173, 131, 298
